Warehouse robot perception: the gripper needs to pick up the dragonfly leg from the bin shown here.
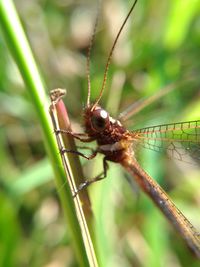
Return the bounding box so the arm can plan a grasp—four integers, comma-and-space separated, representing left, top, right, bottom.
60, 147, 97, 160
55, 128, 94, 142
73, 157, 109, 197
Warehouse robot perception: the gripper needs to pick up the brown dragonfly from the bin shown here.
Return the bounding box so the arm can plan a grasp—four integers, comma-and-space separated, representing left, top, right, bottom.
56, 0, 200, 258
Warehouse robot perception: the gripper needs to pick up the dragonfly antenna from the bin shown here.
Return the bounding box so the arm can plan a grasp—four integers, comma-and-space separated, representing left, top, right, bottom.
86, 3, 101, 107
92, 0, 138, 110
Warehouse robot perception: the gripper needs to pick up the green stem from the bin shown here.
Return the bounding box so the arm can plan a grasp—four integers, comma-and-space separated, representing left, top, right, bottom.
0, 1, 91, 266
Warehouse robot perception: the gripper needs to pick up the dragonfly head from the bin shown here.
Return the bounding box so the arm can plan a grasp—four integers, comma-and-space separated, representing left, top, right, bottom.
84, 105, 110, 134
83, 104, 125, 143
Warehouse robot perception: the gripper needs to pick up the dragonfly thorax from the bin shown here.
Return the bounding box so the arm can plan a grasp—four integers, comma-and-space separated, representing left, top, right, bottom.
84, 105, 127, 146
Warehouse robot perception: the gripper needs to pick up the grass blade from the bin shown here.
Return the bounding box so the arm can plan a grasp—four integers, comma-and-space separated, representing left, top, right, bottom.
0, 1, 97, 266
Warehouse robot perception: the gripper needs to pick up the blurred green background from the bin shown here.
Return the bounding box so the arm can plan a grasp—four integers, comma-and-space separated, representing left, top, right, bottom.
1, 0, 200, 266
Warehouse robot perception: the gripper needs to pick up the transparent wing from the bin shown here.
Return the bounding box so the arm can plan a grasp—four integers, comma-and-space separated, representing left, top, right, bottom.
132, 120, 200, 163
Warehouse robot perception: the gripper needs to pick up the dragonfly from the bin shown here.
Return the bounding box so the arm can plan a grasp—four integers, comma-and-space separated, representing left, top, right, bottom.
55, 0, 200, 258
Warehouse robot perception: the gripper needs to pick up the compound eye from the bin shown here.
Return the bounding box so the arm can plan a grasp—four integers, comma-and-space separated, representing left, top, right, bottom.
91, 109, 109, 132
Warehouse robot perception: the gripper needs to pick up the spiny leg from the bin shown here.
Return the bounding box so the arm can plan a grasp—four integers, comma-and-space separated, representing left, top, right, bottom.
73, 157, 109, 197
58, 134, 109, 195
60, 147, 97, 160
55, 128, 94, 142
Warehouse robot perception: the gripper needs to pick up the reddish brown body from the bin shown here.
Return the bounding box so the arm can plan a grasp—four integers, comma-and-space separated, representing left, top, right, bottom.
82, 104, 200, 258
84, 105, 135, 163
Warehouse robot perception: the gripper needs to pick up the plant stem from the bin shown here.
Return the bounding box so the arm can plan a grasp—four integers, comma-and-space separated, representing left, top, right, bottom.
0, 1, 97, 266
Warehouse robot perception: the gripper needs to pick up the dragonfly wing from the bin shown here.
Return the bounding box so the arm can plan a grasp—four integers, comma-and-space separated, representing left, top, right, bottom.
132, 120, 200, 163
